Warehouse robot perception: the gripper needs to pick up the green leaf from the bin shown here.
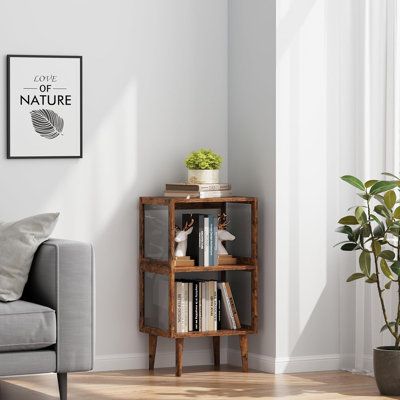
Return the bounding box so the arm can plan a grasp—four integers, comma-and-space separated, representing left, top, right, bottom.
382, 172, 400, 180
338, 216, 359, 225
355, 206, 367, 224
384, 190, 397, 210
370, 181, 398, 195
379, 250, 396, 261
394, 207, 400, 219
359, 250, 371, 276
358, 193, 371, 201
335, 225, 353, 235
366, 273, 378, 283
391, 261, 400, 275
372, 241, 382, 256
381, 259, 395, 280
346, 272, 365, 282
374, 205, 391, 218
341, 243, 358, 251
385, 281, 392, 289
341, 175, 365, 191
380, 321, 396, 333
334, 240, 352, 248
389, 225, 400, 236
373, 224, 384, 238
365, 179, 378, 188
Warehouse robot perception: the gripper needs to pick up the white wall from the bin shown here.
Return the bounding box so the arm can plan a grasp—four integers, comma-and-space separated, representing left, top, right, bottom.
0, 0, 228, 370
227, 0, 276, 371
228, 0, 362, 373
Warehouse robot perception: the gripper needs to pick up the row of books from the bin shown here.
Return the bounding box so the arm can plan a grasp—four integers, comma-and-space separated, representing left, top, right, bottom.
176, 280, 241, 333
183, 213, 217, 266
164, 182, 232, 198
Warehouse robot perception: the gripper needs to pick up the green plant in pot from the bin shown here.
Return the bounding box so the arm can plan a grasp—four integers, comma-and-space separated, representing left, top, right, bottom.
185, 148, 222, 184
337, 173, 400, 395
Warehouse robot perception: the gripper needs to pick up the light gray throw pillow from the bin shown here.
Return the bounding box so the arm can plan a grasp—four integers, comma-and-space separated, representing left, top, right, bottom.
0, 213, 59, 302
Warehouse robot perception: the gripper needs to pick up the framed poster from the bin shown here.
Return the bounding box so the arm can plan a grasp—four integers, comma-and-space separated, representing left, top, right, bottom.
7, 55, 82, 159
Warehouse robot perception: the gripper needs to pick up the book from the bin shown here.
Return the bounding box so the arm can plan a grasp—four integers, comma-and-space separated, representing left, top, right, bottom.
188, 282, 193, 332
217, 289, 222, 330
213, 281, 218, 330
166, 183, 231, 191
208, 281, 214, 331
164, 190, 232, 198
176, 281, 185, 333
204, 216, 209, 266
218, 282, 236, 329
193, 281, 200, 331
225, 282, 241, 329
183, 214, 200, 265
209, 216, 214, 266
199, 215, 204, 266
183, 282, 189, 332
201, 282, 206, 332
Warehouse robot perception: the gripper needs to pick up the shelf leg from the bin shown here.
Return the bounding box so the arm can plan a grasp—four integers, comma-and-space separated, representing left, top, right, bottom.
175, 338, 184, 377
239, 335, 249, 372
212, 336, 220, 369
149, 334, 158, 370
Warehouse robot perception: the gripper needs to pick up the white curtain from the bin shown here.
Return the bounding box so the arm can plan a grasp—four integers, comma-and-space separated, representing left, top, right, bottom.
350, 0, 400, 373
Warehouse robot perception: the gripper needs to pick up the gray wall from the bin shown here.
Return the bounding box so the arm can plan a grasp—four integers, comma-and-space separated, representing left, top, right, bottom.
0, 0, 228, 369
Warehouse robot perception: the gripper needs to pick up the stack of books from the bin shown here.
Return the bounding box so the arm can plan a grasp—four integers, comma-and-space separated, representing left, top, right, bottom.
164, 183, 232, 198
175, 279, 241, 333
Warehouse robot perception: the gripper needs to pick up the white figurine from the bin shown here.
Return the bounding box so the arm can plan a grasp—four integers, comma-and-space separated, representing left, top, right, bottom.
217, 213, 235, 255
174, 218, 194, 257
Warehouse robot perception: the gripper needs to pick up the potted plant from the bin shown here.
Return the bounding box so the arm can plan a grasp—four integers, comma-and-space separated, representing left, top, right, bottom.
185, 148, 222, 184
336, 173, 400, 395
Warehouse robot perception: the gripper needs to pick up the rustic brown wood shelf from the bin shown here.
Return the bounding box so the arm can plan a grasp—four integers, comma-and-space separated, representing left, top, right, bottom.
139, 196, 258, 376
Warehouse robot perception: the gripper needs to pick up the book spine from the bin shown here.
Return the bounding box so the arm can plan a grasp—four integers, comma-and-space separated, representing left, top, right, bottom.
184, 214, 200, 265
225, 282, 241, 329
214, 217, 218, 264
201, 282, 206, 332
176, 282, 184, 333
188, 282, 193, 331
208, 281, 214, 331
198, 215, 204, 266
183, 282, 189, 332
209, 216, 214, 266
205, 281, 209, 331
204, 217, 209, 267
218, 282, 236, 329
213, 281, 218, 330
199, 190, 232, 199
217, 288, 222, 330
193, 281, 199, 331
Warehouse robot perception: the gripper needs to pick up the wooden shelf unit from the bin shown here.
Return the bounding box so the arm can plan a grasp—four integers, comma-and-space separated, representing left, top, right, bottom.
139, 196, 258, 376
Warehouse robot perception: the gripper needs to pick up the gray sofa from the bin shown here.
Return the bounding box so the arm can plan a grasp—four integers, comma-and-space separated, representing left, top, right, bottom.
0, 239, 94, 400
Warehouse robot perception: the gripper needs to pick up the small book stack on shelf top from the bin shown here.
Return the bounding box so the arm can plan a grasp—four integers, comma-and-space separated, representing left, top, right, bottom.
164, 183, 232, 198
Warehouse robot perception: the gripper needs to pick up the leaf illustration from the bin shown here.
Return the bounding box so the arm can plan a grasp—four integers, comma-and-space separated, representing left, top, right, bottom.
30, 109, 64, 139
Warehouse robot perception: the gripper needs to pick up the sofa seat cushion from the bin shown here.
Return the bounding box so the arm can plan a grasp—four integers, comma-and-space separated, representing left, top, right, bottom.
0, 300, 56, 352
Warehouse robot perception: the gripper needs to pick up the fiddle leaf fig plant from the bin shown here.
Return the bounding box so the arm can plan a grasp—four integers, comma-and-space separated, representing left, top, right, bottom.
336, 173, 400, 348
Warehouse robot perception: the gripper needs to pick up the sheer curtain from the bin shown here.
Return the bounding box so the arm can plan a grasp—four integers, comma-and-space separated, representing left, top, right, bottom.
350, 0, 400, 373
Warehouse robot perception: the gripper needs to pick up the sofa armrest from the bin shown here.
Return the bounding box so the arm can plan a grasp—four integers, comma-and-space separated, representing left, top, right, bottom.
24, 239, 94, 373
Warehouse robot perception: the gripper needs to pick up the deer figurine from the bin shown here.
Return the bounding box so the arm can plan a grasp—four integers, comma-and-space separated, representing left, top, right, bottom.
174, 217, 195, 257
217, 213, 235, 255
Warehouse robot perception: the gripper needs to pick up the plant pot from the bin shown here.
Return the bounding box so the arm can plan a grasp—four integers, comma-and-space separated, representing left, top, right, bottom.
374, 346, 400, 395
187, 169, 219, 184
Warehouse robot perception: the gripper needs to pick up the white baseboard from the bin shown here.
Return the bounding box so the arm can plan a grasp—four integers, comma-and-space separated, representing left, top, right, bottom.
227, 349, 340, 374
95, 347, 228, 372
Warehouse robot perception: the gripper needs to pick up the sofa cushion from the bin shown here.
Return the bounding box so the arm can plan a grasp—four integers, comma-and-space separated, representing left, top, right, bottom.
0, 300, 56, 352
0, 213, 59, 302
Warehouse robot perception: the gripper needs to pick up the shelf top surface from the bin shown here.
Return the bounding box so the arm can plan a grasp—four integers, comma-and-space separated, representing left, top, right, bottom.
140, 196, 257, 204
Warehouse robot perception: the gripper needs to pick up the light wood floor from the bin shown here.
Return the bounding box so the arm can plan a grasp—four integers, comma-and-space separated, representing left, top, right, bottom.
0, 366, 397, 400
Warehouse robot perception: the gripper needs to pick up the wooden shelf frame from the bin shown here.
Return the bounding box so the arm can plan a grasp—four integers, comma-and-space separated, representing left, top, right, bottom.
139, 196, 258, 376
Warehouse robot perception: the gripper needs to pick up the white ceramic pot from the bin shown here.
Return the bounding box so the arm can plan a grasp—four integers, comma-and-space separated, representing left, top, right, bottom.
187, 169, 219, 184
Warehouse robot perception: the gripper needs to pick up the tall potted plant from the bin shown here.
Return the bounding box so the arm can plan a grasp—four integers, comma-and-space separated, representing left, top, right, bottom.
337, 173, 400, 395
185, 148, 222, 184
